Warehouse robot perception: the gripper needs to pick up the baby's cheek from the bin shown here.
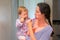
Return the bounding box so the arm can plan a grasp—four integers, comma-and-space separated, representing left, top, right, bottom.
25, 15, 28, 18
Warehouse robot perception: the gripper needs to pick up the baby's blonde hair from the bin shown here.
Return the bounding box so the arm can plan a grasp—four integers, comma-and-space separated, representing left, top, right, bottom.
18, 6, 28, 15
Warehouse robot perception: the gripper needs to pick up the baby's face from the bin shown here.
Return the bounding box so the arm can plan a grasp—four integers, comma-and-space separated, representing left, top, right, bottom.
19, 10, 28, 19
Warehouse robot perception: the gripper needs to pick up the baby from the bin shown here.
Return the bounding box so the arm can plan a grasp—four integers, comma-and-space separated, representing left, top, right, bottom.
16, 6, 29, 40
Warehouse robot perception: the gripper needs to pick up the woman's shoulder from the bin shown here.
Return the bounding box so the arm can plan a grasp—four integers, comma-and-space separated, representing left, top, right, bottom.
35, 25, 53, 34
44, 25, 53, 32
47, 25, 53, 30
35, 25, 53, 40
36, 25, 53, 35
38, 25, 53, 33
42, 25, 53, 35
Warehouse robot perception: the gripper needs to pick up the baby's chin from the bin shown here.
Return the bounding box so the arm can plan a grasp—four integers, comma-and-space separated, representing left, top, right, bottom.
24, 17, 28, 20
25, 16, 28, 18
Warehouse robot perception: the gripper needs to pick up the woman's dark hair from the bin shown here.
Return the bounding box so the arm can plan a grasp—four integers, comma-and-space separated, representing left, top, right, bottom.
37, 3, 51, 26
37, 3, 54, 36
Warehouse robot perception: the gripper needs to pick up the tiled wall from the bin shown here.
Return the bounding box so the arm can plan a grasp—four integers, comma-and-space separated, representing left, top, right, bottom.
19, 0, 44, 19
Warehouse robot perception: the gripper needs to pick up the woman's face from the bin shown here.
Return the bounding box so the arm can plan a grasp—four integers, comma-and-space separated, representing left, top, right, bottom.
19, 10, 28, 19
35, 6, 44, 20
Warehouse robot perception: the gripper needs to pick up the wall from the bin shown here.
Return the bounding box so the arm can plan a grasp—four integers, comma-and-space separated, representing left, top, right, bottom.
24, 0, 44, 19
11, 0, 18, 40
53, 0, 60, 20
0, 0, 12, 40
19, 0, 24, 6
53, 0, 60, 40
19, 0, 44, 19
45, 0, 53, 24
0, 0, 17, 40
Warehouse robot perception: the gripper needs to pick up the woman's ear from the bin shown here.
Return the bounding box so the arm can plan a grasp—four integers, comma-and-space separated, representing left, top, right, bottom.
42, 13, 45, 17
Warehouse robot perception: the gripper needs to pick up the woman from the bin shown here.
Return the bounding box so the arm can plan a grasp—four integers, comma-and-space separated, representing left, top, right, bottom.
27, 3, 53, 40
16, 6, 30, 40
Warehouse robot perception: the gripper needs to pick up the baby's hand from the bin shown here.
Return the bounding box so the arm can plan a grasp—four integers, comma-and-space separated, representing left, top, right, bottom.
20, 18, 25, 23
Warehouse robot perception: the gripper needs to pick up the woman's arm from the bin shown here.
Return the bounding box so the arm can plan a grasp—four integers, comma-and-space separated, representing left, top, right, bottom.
27, 20, 36, 40
28, 26, 36, 40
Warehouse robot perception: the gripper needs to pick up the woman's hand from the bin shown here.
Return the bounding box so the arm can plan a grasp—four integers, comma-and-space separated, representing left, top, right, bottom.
33, 19, 38, 29
26, 19, 32, 28
26, 19, 36, 40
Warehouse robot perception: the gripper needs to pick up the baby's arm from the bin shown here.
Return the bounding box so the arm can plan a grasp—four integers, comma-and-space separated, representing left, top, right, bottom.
16, 19, 24, 29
